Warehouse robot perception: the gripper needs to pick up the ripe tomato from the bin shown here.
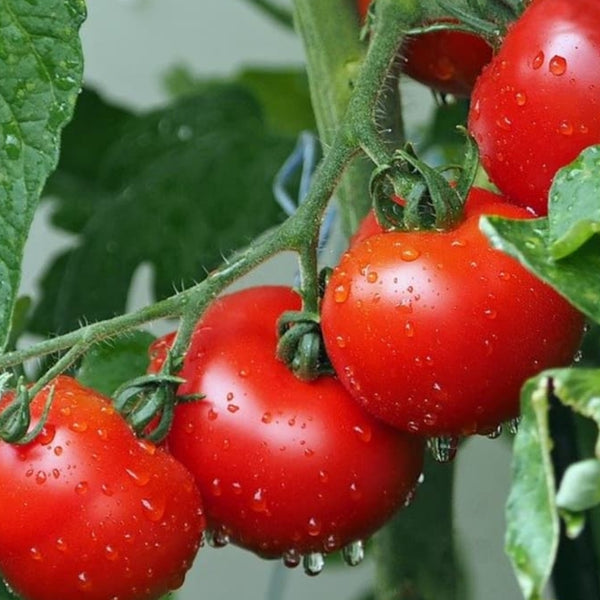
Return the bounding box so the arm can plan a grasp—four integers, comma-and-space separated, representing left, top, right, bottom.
468, 0, 600, 215
321, 188, 584, 437
0, 376, 205, 600
149, 286, 424, 560
357, 1, 492, 96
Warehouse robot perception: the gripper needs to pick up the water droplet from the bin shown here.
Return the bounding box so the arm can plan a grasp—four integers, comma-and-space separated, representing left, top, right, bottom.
77, 572, 92, 592
428, 436, 459, 463
56, 538, 67, 552
515, 91, 527, 106
227, 404, 240, 413
401, 247, 420, 262
37, 424, 56, 445
404, 321, 415, 338
507, 417, 521, 434
417, 472, 425, 485
239, 369, 249, 378
423, 413, 437, 427
336, 335, 347, 348
261, 411, 273, 424
206, 527, 230, 548
486, 425, 503, 439
283, 549, 301, 568
69, 421, 88, 433
333, 284, 349, 303
558, 120, 573, 136
366, 271, 378, 284
210, 478, 223, 497
53, 446, 63, 456
251, 488, 268, 513
35, 471, 47, 485
303, 552, 325, 576
342, 540, 365, 566
353, 424, 372, 443
484, 308, 497, 320
549, 55, 567, 76
232, 481, 242, 495
496, 115, 512, 131
532, 50, 544, 69
207, 408, 218, 421
104, 544, 119, 561
177, 124, 193, 141
140, 497, 166, 522
101, 483, 114, 497
318, 470, 329, 484
75, 481, 89, 495
29, 547, 42, 561
126, 468, 151, 486
307, 517, 322, 536
349, 482, 362, 501
226, 392, 234, 401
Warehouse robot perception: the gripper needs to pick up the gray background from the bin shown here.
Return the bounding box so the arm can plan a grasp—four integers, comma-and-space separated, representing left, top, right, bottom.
20, 1, 523, 599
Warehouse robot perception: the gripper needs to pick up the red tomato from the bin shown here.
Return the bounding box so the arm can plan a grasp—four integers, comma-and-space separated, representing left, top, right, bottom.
149, 286, 424, 560
321, 188, 584, 437
357, 1, 492, 96
468, 0, 600, 215
0, 376, 205, 600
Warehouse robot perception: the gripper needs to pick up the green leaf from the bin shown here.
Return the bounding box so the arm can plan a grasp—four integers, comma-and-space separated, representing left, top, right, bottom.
30, 85, 294, 335
0, 578, 20, 600
0, 0, 86, 350
481, 215, 600, 324
548, 145, 600, 260
505, 375, 558, 600
556, 459, 600, 513
77, 330, 155, 397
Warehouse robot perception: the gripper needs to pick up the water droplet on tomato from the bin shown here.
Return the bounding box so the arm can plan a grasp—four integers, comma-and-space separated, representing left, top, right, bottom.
423, 413, 437, 427
579, 124, 589, 134
349, 482, 362, 501
515, 91, 527, 106
232, 481, 242, 495
303, 552, 325, 576
401, 247, 420, 262
404, 321, 415, 337
282, 549, 301, 568
56, 538, 67, 552
210, 478, 223, 497
60, 406, 71, 417
101, 483, 114, 497
342, 540, 365, 566
335, 335, 347, 348
261, 411, 273, 424
495, 115, 512, 131
104, 544, 119, 561
77, 572, 92, 592
366, 271, 378, 284
140, 496, 166, 522
126, 468, 151, 486
558, 120, 573, 136
549, 55, 566, 75
37, 424, 56, 445
324, 533, 339, 552
53, 446, 63, 456
407, 420, 420, 433
29, 547, 42, 561
318, 470, 329, 484
207, 526, 230, 548
239, 369, 250, 378
307, 517, 321, 537
227, 404, 240, 413
75, 481, 89, 495
251, 488, 268, 513
333, 283, 349, 303
428, 436, 459, 463
532, 50, 544, 69
353, 424, 372, 443
69, 421, 88, 433
484, 308, 497, 320
35, 471, 47, 485
486, 425, 503, 439
207, 408, 218, 421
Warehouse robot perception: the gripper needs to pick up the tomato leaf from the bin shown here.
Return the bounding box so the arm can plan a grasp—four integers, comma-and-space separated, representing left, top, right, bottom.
77, 331, 156, 397
0, 0, 85, 350
505, 375, 559, 600
480, 215, 600, 324
548, 146, 600, 260
556, 459, 600, 530
30, 85, 294, 335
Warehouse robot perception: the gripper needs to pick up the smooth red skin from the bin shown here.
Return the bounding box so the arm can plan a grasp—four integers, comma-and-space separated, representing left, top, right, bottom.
0, 376, 205, 600
357, 1, 491, 96
468, 0, 600, 215
150, 287, 424, 558
321, 188, 584, 437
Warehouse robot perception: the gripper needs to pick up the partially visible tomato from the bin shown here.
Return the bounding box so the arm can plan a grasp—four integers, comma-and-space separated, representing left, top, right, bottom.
149, 286, 424, 560
0, 376, 205, 600
468, 0, 600, 215
357, 1, 492, 96
322, 187, 584, 437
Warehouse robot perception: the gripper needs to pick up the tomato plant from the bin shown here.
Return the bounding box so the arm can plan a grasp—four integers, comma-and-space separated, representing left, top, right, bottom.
468, 0, 600, 215
0, 376, 205, 600
321, 188, 585, 437
149, 287, 424, 563
358, 1, 492, 96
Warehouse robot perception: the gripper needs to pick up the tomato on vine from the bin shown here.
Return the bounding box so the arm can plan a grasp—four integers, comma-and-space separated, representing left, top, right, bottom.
0, 376, 205, 600
149, 286, 424, 568
321, 188, 584, 437
468, 0, 600, 215
357, 1, 492, 97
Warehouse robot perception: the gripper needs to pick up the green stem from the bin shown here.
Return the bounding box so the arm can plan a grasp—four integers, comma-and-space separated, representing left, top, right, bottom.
374, 456, 466, 600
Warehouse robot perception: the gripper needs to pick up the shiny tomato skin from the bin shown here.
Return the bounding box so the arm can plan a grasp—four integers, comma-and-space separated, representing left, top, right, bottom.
0, 376, 204, 600
322, 188, 584, 437
357, 1, 491, 96
468, 0, 600, 215
151, 286, 424, 558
